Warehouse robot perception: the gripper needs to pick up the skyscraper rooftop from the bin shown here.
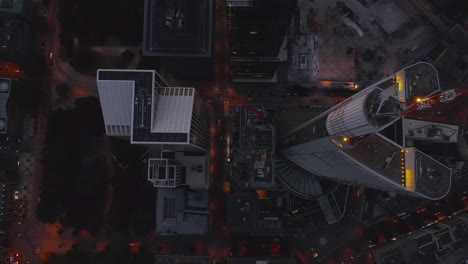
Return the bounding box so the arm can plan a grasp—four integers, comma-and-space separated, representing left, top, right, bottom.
143, 0, 213, 57
278, 62, 453, 200
97, 69, 209, 151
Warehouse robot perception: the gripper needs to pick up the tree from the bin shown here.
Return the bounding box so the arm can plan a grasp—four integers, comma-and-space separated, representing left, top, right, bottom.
129, 208, 154, 236
36, 198, 58, 224
56, 83, 70, 97
69, 48, 98, 75
32, 16, 49, 33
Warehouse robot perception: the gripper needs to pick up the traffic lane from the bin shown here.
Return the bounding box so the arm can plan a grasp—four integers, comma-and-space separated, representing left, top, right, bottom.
208, 103, 227, 231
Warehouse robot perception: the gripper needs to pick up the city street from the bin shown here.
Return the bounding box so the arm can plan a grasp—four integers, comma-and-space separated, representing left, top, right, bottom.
8, 0, 59, 262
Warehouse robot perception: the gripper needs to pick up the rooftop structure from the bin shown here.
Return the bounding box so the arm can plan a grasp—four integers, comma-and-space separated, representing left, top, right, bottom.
227, 0, 297, 82
143, 0, 212, 57
156, 187, 209, 235
226, 191, 299, 236
227, 192, 257, 233
404, 119, 459, 143
0, 18, 32, 64
97, 69, 209, 152
229, 105, 276, 189
371, 210, 468, 264
148, 158, 184, 188
279, 62, 453, 200
154, 255, 210, 264
147, 150, 209, 189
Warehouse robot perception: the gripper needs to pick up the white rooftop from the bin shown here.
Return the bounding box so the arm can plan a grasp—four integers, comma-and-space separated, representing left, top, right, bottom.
97, 80, 134, 136
151, 87, 195, 134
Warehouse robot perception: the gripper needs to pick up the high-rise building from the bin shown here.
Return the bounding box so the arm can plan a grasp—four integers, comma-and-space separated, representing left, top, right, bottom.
97, 69, 211, 236
227, 0, 297, 82
277, 62, 453, 200
97, 69, 210, 152
143, 0, 213, 57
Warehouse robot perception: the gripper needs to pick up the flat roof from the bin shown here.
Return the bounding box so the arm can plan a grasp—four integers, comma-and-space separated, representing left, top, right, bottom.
175, 151, 208, 189
344, 134, 403, 186
152, 88, 194, 133
227, 192, 257, 232
156, 188, 209, 235
97, 69, 155, 141
143, 0, 212, 57
96, 80, 134, 136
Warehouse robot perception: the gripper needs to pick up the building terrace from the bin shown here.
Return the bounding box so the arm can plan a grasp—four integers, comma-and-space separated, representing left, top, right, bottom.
344, 134, 403, 186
